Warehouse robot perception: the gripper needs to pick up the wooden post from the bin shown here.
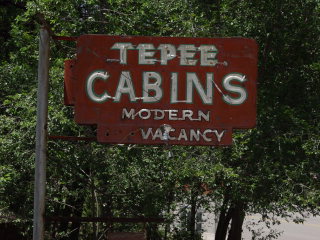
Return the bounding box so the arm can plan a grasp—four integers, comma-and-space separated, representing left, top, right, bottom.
33, 26, 50, 240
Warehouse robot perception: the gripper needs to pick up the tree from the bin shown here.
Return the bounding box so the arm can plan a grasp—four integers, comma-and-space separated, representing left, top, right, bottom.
0, 0, 319, 239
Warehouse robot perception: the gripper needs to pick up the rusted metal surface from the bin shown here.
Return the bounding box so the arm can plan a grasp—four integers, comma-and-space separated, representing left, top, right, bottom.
65, 35, 258, 145
64, 59, 76, 106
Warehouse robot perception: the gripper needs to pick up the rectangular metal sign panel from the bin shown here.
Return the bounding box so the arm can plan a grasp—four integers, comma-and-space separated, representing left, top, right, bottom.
65, 35, 258, 145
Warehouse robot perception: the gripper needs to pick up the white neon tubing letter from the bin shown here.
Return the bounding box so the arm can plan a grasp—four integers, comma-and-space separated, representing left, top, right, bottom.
223, 73, 247, 105
86, 71, 110, 103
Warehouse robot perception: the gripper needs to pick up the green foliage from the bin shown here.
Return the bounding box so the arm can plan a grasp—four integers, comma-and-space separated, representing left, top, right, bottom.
0, 0, 319, 239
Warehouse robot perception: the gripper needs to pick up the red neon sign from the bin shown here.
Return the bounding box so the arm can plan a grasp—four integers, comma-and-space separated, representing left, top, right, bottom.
64, 35, 258, 145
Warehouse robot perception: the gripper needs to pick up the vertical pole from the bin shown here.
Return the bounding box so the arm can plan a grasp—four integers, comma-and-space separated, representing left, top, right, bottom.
33, 26, 50, 240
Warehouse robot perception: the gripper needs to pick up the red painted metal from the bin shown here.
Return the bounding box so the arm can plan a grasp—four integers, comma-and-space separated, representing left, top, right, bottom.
64, 35, 258, 145
64, 60, 76, 106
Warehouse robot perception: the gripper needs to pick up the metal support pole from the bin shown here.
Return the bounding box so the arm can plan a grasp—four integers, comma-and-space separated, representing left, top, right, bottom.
33, 26, 50, 240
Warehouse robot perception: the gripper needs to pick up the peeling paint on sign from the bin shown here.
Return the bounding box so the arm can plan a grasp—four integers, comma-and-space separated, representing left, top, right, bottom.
64, 35, 258, 145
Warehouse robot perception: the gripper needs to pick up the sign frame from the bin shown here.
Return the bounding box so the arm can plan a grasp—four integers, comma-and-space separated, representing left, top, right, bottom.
65, 35, 258, 146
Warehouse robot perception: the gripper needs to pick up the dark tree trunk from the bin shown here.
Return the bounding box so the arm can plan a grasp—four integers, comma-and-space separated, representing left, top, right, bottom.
215, 205, 233, 240
215, 200, 246, 240
227, 204, 245, 240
